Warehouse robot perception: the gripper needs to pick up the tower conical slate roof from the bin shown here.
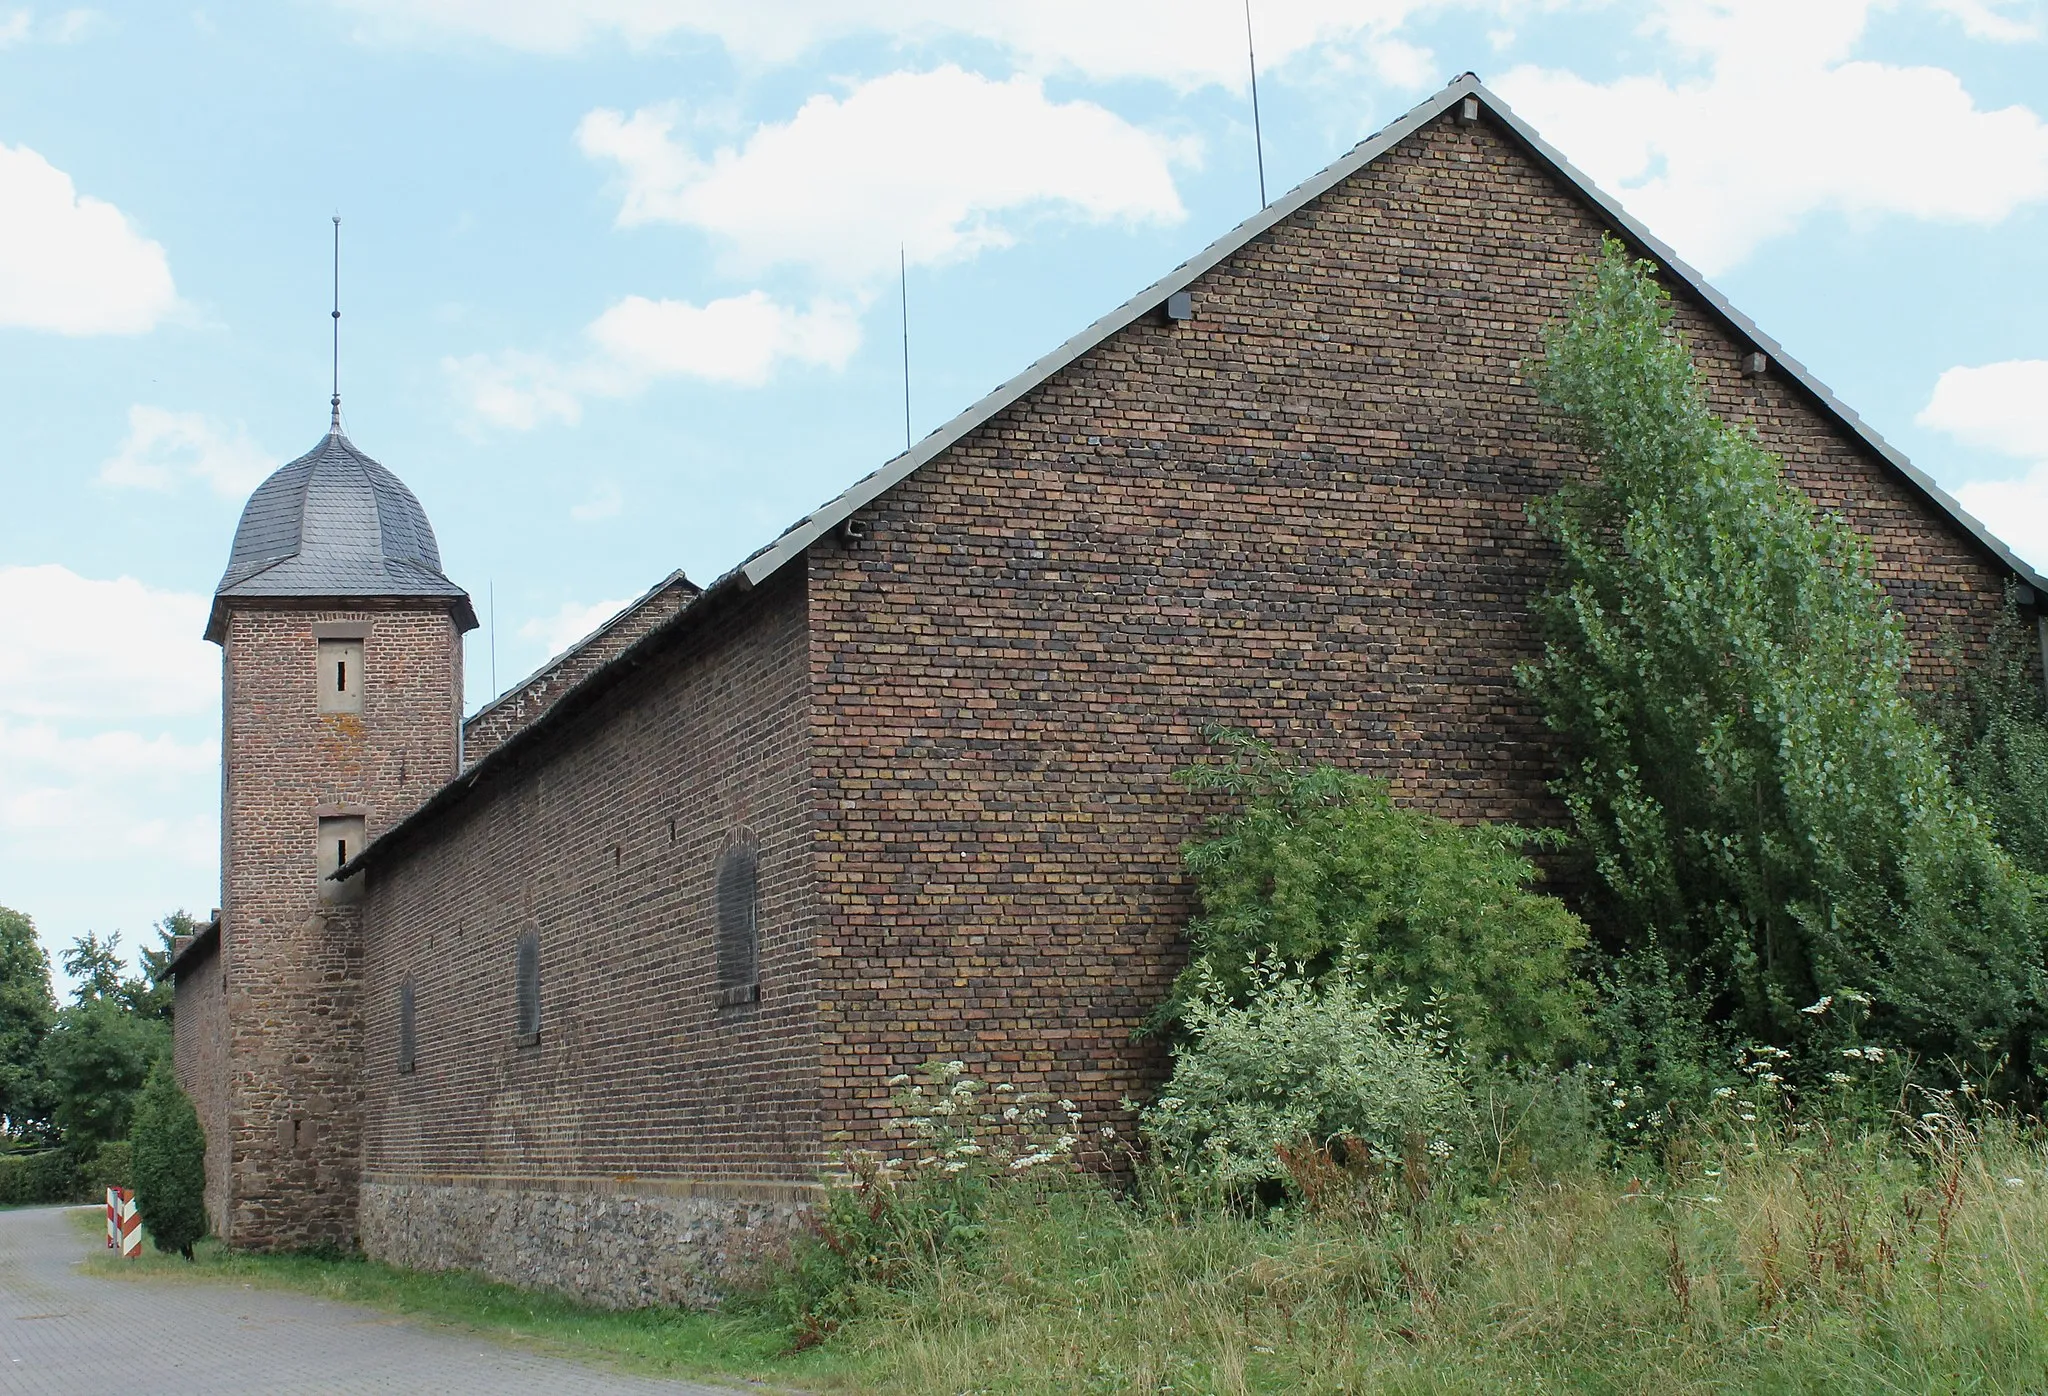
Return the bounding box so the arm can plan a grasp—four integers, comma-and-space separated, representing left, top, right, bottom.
205, 428, 477, 641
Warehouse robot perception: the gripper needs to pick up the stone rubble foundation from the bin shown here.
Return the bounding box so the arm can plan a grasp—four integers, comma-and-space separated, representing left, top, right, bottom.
360, 1176, 817, 1309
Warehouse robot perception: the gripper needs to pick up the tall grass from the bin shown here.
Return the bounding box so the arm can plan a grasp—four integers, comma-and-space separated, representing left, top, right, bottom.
830, 1107, 2048, 1394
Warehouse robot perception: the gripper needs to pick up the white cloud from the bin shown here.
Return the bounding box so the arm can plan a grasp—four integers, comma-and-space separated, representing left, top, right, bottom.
1931, 0, 2041, 41
1494, 0, 2048, 274
0, 718, 217, 886
0, 142, 176, 334
333, 0, 1457, 89
1956, 468, 2048, 572
519, 596, 635, 656
579, 67, 1192, 285
0, 11, 28, 44
98, 405, 273, 496
1919, 360, 2048, 572
0, 565, 215, 722
0, 566, 219, 951
446, 290, 860, 429
1918, 360, 2048, 458
590, 292, 860, 382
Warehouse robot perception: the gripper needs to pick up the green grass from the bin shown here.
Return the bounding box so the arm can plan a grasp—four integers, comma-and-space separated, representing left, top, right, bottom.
68, 1205, 842, 1391
64, 1112, 2048, 1395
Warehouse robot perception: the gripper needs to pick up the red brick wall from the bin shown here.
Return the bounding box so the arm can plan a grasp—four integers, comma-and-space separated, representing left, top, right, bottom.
357, 569, 820, 1189
170, 939, 230, 1234
212, 601, 463, 1247
462, 574, 697, 770
802, 108, 2017, 1154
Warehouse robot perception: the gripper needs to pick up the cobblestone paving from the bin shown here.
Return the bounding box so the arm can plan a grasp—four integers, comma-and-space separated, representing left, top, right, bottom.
0, 1206, 758, 1395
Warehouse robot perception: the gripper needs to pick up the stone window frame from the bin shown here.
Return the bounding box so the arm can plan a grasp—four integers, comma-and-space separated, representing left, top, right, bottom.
398, 975, 417, 1075
713, 830, 761, 1009
315, 811, 368, 904
514, 927, 541, 1047
312, 620, 370, 716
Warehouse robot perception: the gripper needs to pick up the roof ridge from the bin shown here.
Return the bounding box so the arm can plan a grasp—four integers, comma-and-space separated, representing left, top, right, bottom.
723, 73, 2043, 597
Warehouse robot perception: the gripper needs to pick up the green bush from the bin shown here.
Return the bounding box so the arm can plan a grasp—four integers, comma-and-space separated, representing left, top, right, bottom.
129, 1058, 206, 1258
81, 1139, 133, 1194
1519, 236, 2043, 1079
0, 1148, 80, 1205
1141, 959, 1469, 1192
1162, 730, 1590, 1065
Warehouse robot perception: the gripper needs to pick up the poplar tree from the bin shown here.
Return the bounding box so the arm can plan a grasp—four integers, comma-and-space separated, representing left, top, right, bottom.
1520, 238, 2043, 1076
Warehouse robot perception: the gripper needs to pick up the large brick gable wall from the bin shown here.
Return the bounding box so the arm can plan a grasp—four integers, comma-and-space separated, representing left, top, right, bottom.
802, 106, 2015, 1154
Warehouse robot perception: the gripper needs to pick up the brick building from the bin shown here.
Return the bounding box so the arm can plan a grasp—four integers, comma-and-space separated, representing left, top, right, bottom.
174, 76, 2047, 1302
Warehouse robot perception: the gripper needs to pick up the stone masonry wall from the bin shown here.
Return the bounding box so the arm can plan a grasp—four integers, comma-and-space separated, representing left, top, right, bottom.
170, 938, 230, 1235
802, 106, 2021, 1156
359, 1178, 814, 1309
216, 601, 463, 1248
355, 569, 819, 1303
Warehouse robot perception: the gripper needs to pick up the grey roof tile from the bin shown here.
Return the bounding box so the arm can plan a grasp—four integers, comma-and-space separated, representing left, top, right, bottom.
207, 429, 476, 641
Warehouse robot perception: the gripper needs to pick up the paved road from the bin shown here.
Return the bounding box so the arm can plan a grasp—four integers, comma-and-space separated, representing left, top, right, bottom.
0, 1206, 758, 1395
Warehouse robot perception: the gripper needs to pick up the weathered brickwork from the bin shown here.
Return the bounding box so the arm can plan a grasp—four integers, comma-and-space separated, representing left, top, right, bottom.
461, 571, 699, 770
212, 600, 463, 1248
354, 570, 820, 1298
359, 1178, 814, 1308
170, 932, 230, 1234
801, 109, 2019, 1155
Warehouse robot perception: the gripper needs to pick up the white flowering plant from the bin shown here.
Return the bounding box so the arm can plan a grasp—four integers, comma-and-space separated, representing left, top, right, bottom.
1140, 955, 1469, 1196
761, 1059, 1081, 1344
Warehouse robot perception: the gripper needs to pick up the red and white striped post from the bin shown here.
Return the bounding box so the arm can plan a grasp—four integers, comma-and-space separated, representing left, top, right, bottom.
108, 1188, 142, 1258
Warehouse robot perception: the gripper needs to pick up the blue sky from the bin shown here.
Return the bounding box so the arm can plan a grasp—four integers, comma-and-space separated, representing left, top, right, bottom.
4, 0, 2047, 979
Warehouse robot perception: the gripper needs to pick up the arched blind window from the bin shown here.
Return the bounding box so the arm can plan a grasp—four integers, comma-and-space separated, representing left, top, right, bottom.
398, 976, 417, 1074
514, 929, 540, 1045
715, 836, 760, 1004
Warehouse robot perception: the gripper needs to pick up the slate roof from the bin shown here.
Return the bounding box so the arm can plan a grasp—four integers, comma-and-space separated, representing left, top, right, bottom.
206, 428, 478, 641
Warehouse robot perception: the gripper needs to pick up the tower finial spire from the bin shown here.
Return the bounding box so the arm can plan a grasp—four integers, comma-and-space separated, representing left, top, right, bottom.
330, 214, 342, 432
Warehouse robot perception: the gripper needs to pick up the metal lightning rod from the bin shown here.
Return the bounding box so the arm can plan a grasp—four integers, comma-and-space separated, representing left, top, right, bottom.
899, 244, 912, 451
1244, 0, 1268, 208
330, 215, 343, 430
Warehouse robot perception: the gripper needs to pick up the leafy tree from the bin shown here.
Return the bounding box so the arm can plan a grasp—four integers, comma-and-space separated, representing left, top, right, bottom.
61, 931, 125, 1004
0, 906, 56, 1141
1518, 237, 2042, 1077
1164, 730, 1591, 1064
1935, 589, 2048, 877
128, 912, 195, 1023
129, 1057, 206, 1258
39, 999, 168, 1150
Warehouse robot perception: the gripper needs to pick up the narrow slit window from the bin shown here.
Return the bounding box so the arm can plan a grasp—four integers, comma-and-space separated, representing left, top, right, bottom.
514, 930, 540, 1045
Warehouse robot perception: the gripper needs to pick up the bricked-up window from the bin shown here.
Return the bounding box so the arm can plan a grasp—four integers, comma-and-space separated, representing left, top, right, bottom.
715, 835, 761, 1007
514, 929, 541, 1046
398, 976, 416, 1074
317, 639, 364, 715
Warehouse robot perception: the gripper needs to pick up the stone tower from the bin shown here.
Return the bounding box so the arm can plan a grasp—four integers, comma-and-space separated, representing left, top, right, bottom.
178, 422, 475, 1249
